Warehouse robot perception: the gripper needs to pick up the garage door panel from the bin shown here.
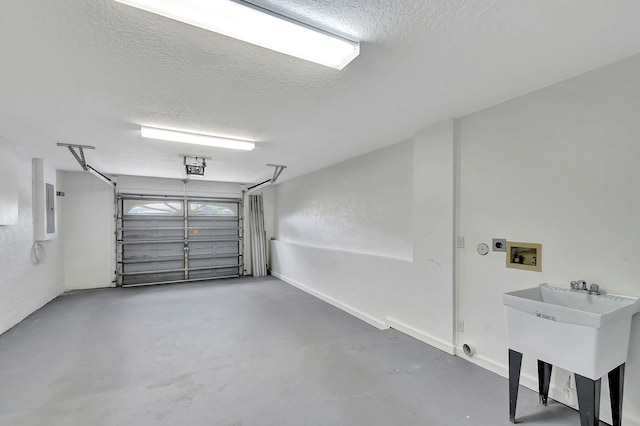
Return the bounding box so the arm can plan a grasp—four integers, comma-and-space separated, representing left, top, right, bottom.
188, 241, 239, 256
122, 259, 184, 274
123, 218, 184, 227
188, 213, 237, 221
123, 228, 184, 240
189, 257, 239, 268
188, 228, 239, 238
123, 271, 185, 286
123, 242, 184, 259
188, 267, 239, 279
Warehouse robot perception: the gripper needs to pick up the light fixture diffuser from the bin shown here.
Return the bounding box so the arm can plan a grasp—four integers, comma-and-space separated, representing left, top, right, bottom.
113, 0, 359, 70
141, 126, 255, 151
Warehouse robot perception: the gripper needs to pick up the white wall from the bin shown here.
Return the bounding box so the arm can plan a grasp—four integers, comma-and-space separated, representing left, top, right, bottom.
275, 142, 414, 260
271, 141, 414, 329
59, 172, 116, 289
271, 127, 455, 353
0, 143, 64, 335
404, 120, 455, 345
457, 53, 640, 425
270, 53, 640, 425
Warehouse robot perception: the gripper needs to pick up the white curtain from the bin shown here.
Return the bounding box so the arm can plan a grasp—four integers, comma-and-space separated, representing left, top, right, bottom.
248, 194, 268, 277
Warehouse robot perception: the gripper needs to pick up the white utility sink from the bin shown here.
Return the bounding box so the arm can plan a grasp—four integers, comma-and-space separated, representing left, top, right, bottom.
503, 283, 640, 380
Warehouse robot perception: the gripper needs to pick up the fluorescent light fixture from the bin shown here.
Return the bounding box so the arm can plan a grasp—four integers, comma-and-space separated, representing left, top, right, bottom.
141, 126, 255, 151
113, 0, 360, 70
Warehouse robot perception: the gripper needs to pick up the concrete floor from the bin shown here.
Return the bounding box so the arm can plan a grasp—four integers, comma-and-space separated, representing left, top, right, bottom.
0, 276, 590, 426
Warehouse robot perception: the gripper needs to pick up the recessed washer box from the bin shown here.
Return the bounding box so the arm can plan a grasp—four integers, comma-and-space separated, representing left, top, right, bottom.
506, 241, 541, 272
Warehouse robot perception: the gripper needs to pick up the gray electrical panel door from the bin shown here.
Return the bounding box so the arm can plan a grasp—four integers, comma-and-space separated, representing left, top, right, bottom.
46, 183, 55, 233
117, 195, 242, 286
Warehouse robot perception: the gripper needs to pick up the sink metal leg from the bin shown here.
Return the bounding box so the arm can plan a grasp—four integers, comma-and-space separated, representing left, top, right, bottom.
509, 349, 523, 423
537, 360, 553, 406
608, 363, 625, 426
575, 374, 601, 426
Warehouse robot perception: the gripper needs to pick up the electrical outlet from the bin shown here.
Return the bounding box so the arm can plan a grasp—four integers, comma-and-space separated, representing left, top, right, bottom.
457, 236, 465, 248
457, 320, 464, 333
492, 238, 507, 252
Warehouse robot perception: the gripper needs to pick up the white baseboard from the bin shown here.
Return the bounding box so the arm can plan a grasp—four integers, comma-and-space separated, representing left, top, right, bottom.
65, 284, 115, 290
454, 345, 508, 378
386, 316, 455, 355
271, 271, 387, 330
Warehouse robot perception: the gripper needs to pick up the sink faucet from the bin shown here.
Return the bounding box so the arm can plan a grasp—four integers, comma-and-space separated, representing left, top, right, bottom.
570, 280, 600, 295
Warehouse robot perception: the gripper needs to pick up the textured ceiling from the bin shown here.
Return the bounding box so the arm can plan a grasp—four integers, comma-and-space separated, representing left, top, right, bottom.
2, 0, 640, 184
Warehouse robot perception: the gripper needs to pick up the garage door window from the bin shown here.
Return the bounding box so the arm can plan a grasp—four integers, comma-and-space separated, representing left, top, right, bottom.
188, 201, 237, 216
123, 200, 184, 216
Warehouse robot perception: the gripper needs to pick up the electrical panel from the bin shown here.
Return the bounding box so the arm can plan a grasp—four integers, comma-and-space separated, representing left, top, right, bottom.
33, 158, 57, 240
0, 143, 18, 225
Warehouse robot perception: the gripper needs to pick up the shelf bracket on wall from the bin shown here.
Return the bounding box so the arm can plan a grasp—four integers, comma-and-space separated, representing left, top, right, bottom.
57, 143, 117, 189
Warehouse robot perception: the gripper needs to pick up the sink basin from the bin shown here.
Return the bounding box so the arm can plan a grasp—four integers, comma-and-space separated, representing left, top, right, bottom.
503, 283, 640, 379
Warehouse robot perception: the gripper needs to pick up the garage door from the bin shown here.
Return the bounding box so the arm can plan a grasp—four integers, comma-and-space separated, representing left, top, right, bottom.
116, 195, 243, 286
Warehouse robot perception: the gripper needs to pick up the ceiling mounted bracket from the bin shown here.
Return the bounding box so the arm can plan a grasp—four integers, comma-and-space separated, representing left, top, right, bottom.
57, 142, 94, 171
267, 164, 287, 184
57, 143, 116, 188
245, 164, 287, 194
